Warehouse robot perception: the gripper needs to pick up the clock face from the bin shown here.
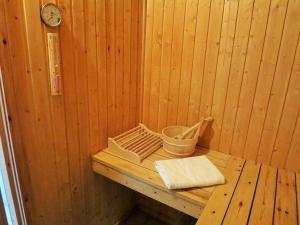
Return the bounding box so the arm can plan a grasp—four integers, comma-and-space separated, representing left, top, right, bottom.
41, 3, 62, 27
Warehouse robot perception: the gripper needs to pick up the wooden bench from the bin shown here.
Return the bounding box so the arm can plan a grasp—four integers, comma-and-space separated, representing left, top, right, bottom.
196, 161, 300, 225
92, 148, 300, 225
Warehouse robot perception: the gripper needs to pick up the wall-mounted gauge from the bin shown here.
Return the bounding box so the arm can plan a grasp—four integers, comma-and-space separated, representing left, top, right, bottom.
40, 3, 62, 27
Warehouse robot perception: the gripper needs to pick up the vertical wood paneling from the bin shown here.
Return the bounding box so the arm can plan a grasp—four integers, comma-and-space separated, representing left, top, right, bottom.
1, 0, 143, 224
186, 0, 210, 126
59, 0, 85, 224
115, 0, 124, 135
218, 0, 254, 154
229, 0, 270, 157
123, 0, 131, 131
210, 0, 239, 149
166, 0, 187, 126
157, 0, 175, 130
0, 1, 32, 223
176, 0, 199, 125
243, 0, 288, 160
258, 0, 300, 166
148, 0, 164, 129
142, 0, 300, 171
198, 0, 225, 146
273, 36, 300, 168
142, 0, 154, 126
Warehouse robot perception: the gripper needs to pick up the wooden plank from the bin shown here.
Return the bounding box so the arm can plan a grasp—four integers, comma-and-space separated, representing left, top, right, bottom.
286, 113, 300, 171
187, 0, 211, 127
230, 0, 271, 157
22, 0, 62, 223
115, 0, 124, 135
142, 0, 154, 126
96, 0, 108, 150
136, 0, 147, 124
259, 0, 300, 166
222, 161, 260, 225
209, 0, 239, 149
218, 0, 255, 153
274, 169, 297, 225
148, 0, 165, 129
166, 0, 187, 125
176, 0, 199, 125
106, 0, 117, 136
296, 173, 300, 224
243, 0, 289, 161
157, 0, 176, 130
248, 165, 277, 225
41, 1, 73, 223
153, 148, 229, 169
123, 0, 132, 130
74, 0, 100, 223
129, 0, 138, 128
155, 148, 231, 162
93, 162, 202, 218
0, 0, 33, 224
58, 0, 85, 224
196, 157, 245, 225
271, 34, 300, 168
198, 0, 225, 147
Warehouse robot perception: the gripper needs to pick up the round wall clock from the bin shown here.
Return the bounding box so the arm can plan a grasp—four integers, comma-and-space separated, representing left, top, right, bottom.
40, 3, 62, 27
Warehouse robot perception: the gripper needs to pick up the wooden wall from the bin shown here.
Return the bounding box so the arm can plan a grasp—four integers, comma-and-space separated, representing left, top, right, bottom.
142, 0, 300, 171
0, 0, 144, 224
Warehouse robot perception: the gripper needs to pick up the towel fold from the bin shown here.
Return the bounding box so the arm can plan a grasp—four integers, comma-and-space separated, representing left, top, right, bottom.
155, 156, 225, 189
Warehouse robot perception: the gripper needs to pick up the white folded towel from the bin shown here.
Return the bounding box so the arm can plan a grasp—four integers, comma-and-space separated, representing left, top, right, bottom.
155, 156, 225, 189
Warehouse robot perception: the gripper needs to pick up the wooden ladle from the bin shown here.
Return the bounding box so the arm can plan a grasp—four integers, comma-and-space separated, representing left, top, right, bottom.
174, 117, 205, 140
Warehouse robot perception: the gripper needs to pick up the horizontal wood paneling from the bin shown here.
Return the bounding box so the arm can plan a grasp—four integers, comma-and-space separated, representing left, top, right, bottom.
0, 0, 144, 224
142, 0, 300, 171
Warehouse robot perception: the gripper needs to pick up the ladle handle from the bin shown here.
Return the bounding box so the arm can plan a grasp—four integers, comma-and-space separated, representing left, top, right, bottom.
175, 117, 204, 140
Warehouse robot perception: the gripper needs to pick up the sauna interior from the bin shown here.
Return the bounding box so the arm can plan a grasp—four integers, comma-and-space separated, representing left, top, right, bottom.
0, 0, 300, 224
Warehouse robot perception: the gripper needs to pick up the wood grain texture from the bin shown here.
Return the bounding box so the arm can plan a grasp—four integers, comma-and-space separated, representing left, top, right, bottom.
0, 0, 144, 224
274, 169, 298, 225
248, 165, 277, 225
196, 157, 245, 225
142, 0, 300, 171
195, 159, 298, 225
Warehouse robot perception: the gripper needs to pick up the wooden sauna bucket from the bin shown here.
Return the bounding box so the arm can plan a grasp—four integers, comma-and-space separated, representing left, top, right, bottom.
161, 126, 198, 157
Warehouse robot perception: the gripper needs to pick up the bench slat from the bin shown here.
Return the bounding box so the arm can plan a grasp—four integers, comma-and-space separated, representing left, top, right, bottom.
222, 161, 261, 225
274, 169, 297, 225
248, 165, 277, 225
195, 157, 245, 225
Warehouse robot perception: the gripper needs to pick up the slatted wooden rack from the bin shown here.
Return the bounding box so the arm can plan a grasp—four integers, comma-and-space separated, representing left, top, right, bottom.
92, 148, 300, 225
108, 124, 162, 162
